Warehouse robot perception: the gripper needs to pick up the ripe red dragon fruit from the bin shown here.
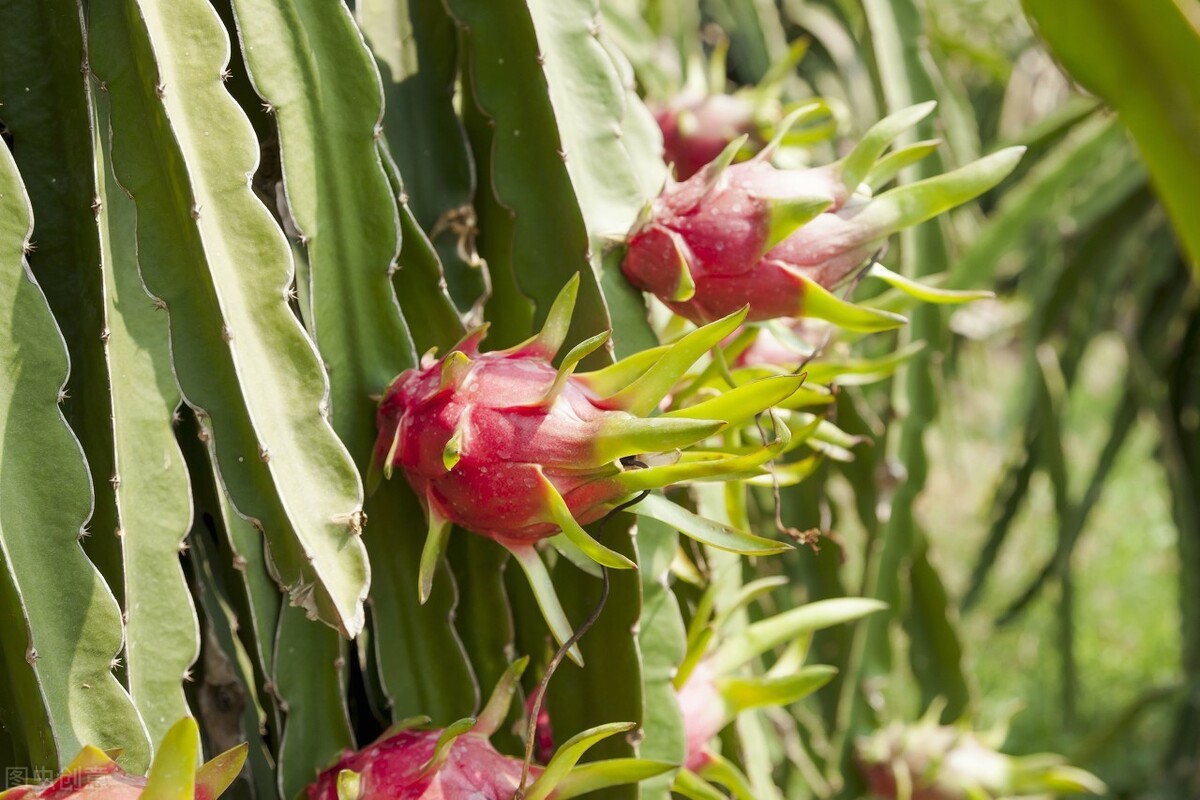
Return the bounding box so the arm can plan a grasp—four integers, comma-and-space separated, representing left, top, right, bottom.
856, 713, 1104, 800
373, 275, 797, 659
651, 37, 826, 180
0, 719, 246, 800
307, 658, 670, 800
622, 102, 1020, 330
654, 92, 762, 181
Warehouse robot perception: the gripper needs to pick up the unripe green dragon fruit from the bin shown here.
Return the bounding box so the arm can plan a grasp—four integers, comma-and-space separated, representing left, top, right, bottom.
0, 719, 246, 800
622, 103, 1019, 330
373, 275, 801, 660
856, 712, 1104, 800
307, 658, 670, 800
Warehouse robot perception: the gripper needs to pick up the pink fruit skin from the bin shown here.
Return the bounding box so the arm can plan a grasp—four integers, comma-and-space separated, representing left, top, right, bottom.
4, 766, 220, 800
308, 729, 542, 800
374, 343, 630, 547
622, 159, 883, 324
675, 661, 726, 772
655, 94, 760, 180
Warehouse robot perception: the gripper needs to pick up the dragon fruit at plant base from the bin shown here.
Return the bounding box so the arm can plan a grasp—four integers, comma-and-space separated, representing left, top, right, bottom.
373, 275, 797, 659
621, 102, 1021, 331
0, 719, 247, 800
307, 659, 670, 800
856, 714, 1105, 800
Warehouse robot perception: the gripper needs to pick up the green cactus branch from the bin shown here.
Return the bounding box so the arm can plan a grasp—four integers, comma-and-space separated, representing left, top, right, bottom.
0, 135, 150, 772
89, 0, 370, 637
0, 0, 122, 594
357, 0, 489, 315
448, 0, 617, 355
93, 89, 199, 752
224, 0, 478, 726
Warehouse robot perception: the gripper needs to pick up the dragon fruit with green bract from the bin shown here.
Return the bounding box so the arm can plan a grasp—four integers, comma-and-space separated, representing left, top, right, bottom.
307, 658, 670, 800
372, 275, 795, 660
0, 719, 246, 800
663, 595, 886, 797
857, 712, 1105, 800
651, 37, 829, 180
655, 92, 763, 181
622, 102, 1019, 330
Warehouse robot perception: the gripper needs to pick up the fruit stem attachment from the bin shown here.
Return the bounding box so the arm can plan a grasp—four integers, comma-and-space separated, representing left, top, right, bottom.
514, 480, 652, 798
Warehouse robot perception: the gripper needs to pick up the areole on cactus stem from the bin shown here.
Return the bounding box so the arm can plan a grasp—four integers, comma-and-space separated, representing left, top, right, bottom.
371, 274, 797, 663
622, 102, 1021, 328
308, 657, 671, 800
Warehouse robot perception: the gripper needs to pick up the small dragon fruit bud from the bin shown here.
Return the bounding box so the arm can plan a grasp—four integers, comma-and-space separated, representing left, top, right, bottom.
666, 596, 885, 797
856, 713, 1105, 800
308, 659, 671, 800
622, 103, 1019, 331
373, 275, 797, 660
0, 719, 247, 800
674, 660, 726, 773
